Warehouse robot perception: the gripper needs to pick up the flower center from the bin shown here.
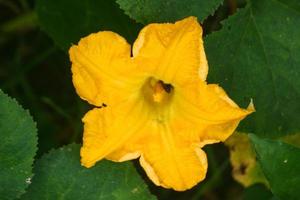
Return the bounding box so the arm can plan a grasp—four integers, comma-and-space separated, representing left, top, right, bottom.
143, 77, 174, 105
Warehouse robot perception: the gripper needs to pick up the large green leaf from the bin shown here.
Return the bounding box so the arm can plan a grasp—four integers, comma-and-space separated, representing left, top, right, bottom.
249, 134, 300, 200
205, 0, 300, 137
0, 90, 37, 200
116, 0, 223, 24
36, 0, 142, 50
22, 144, 156, 200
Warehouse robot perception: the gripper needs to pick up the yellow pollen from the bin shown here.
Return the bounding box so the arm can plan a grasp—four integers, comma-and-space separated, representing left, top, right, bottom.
153, 81, 167, 103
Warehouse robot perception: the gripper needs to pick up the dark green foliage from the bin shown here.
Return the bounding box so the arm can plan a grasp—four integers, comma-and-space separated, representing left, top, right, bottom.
242, 184, 274, 200
0, 90, 37, 200
36, 0, 142, 50
250, 134, 300, 200
116, 0, 223, 24
22, 144, 155, 200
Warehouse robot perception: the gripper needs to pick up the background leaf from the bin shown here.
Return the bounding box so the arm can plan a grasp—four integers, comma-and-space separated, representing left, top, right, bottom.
35, 0, 142, 50
116, 0, 223, 24
21, 144, 156, 200
0, 90, 37, 200
249, 134, 300, 200
205, 0, 300, 137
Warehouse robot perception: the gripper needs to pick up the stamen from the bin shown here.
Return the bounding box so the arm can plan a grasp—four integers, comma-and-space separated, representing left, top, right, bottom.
153, 82, 165, 102
152, 80, 173, 103
143, 77, 174, 105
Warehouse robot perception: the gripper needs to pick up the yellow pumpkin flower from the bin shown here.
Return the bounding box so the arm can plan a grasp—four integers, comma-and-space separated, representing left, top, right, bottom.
69, 16, 253, 191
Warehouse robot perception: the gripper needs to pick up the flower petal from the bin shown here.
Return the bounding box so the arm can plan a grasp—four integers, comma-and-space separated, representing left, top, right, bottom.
133, 16, 208, 85
139, 124, 208, 191
69, 31, 143, 106
80, 99, 150, 168
175, 81, 253, 124
173, 81, 254, 145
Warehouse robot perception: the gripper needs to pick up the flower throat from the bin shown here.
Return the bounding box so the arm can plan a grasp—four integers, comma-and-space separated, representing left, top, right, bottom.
143, 77, 174, 104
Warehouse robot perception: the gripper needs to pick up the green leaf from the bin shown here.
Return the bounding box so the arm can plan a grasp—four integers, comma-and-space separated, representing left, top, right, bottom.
22, 144, 156, 200
36, 0, 142, 50
249, 134, 300, 200
205, 0, 300, 137
116, 0, 223, 24
0, 90, 37, 200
